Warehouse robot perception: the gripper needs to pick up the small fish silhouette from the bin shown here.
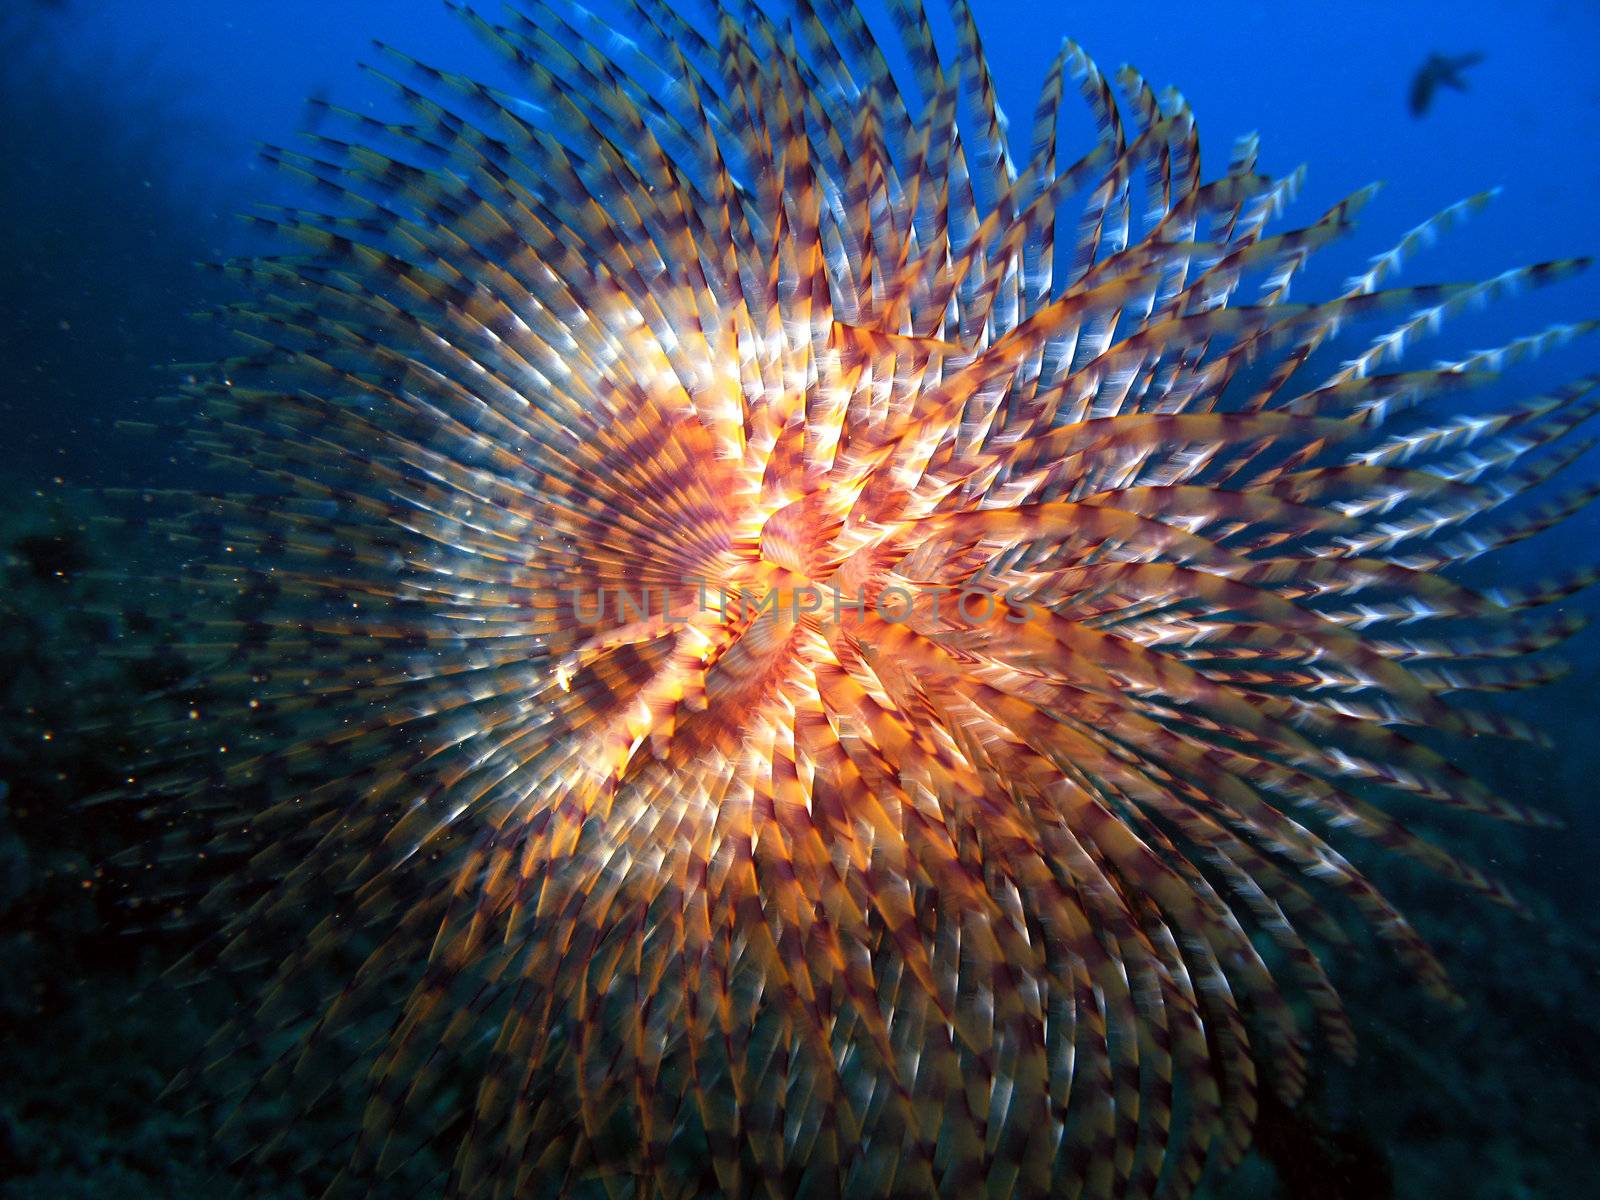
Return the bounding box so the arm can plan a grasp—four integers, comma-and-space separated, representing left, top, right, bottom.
1410, 51, 1484, 116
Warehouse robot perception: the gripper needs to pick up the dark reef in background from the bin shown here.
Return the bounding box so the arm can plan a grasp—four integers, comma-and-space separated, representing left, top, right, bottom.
0, 7, 263, 1197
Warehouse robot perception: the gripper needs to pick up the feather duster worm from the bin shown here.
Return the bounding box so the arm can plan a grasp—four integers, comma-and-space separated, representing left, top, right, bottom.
116, 0, 1596, 1195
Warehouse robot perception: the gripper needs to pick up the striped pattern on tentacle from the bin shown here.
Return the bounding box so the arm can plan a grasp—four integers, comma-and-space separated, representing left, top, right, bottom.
110, 2, 1595, 1198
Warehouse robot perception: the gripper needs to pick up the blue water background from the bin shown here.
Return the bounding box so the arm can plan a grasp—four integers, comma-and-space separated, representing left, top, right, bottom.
10, 0, 1596, 486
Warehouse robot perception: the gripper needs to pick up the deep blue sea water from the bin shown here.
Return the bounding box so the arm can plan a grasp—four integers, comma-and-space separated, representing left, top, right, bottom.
1, 2, 1597, 1197
9, 0, 1599, 484
12, 0, 1600, 470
